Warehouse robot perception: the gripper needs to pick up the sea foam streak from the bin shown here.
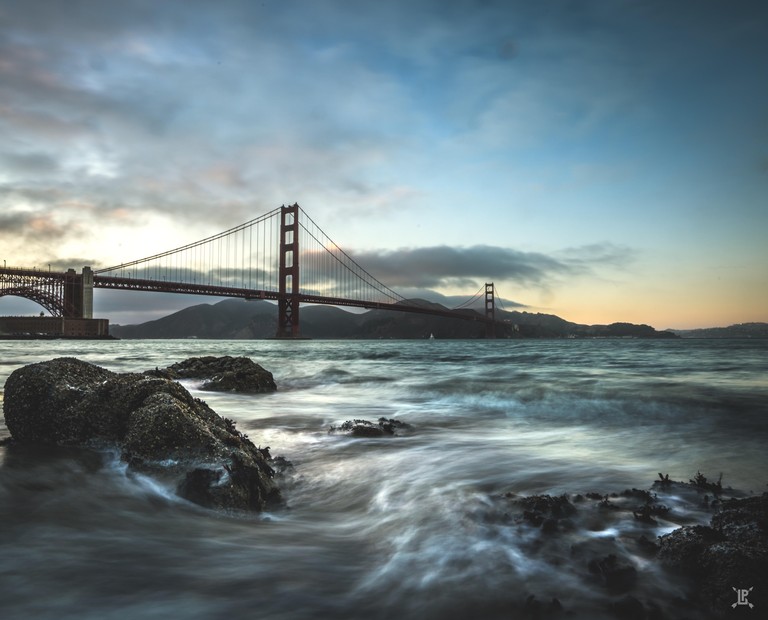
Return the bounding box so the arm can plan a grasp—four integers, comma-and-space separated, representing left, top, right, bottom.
0, 338, 765, 619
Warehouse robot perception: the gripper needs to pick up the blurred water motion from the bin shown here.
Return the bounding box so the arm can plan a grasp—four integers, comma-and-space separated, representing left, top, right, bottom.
1, 338, 765, 619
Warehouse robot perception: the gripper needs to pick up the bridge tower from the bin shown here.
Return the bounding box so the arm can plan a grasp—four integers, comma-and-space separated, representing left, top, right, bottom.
485, 282, 496, 339
276, 204, 300, 338
63, 267, 94, 318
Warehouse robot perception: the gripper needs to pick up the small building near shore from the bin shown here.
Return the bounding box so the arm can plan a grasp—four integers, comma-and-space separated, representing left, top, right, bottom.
0, 316, 110, 338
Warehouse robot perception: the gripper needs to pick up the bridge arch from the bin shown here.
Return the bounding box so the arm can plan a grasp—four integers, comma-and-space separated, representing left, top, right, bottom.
0, 288, 65, 316
0, 270, 84, 317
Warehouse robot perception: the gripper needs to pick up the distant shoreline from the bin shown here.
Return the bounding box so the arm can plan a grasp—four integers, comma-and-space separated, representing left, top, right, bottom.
0, 335, 119, 341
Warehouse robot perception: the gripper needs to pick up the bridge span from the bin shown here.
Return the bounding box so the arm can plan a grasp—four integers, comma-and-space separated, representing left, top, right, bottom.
1, 204, 504, 338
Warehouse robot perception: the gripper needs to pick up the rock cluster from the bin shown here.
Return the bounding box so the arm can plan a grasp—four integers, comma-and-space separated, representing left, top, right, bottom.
146, 355, 277, 393
659, 493, 768, 613
515, 493, 577, 533
328, 417, 412, 437
3, 357, 281, 512
482, 478, 767, 618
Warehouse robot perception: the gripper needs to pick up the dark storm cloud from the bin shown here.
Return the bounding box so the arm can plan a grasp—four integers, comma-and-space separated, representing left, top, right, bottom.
0, 212, 32, 235
350, 245, 579, 289
342, 242, 638, 291
0, 211, 74, 242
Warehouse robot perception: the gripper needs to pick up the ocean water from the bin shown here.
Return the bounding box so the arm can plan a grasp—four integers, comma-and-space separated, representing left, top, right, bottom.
0, 338, 766, 619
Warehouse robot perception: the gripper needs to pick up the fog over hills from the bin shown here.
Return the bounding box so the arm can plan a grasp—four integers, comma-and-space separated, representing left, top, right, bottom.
109, 299, 680, 339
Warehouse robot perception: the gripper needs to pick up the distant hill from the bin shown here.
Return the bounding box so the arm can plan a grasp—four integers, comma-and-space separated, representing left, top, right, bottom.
109, 299, 678, 340
109, 299, 277, 339
671, 322, 768, 339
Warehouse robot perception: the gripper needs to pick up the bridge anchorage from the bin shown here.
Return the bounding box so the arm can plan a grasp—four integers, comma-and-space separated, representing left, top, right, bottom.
0, 266, 110, 337
0, 266, 94, 319
1, 203, 504, 339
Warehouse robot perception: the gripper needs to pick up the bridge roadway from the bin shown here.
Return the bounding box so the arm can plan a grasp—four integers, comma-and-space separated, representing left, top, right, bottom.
1, 266, 502, 337
93, 274, 489, 323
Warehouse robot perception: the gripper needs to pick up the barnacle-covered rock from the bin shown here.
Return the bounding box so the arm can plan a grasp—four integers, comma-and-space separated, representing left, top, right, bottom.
658, 493, 768, 614
3, 357, 281, 512
146, 355, 277, 393
328, 417, 412, 437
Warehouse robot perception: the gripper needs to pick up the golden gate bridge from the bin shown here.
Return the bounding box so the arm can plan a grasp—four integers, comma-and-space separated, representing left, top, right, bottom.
0, 204, 503, 338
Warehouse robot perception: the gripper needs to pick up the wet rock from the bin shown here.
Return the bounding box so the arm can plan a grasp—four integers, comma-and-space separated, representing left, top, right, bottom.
658, 493, 768, 615
689, 470, 723, 494
711, 494, 768, 546
3, 357, 281, 512
608, 595, 645, 620
652, 470, 730, 497
621, 488, 655, 502
632, 502, 670, 525
658, 525, 725, 572
328, 417, 411, 437
587, 554, 637, 593
522, 595, 564, 618
2, 356, 115, 444
147, 355, 277, 393
122, 391, 227, 462
654, 472, 672, 489
177, 452, 280, 511
698, 542, 766, 613
636, 535, 660, 556
270, 455, 294, 475
512, 494, 577, 533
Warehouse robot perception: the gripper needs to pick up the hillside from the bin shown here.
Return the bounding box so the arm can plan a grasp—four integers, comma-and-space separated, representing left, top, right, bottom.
671, 322, 768, 339
109, 299, 678, 339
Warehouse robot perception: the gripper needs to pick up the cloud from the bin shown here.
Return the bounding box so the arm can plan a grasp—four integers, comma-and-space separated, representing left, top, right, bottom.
0, 0, 695, 240
0, 2, 426, 240
0, 210, 77, 242
389, 287, 526, 310
1, 0, 765, 331
555, 243, 638, 270
0, 151, 61, 174
345, 245, 598, 290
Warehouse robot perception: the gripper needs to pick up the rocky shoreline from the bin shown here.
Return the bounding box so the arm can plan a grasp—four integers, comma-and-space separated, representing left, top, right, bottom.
481, 478, 767, 618
2, 356, 283, 513
2, 356, 766, 618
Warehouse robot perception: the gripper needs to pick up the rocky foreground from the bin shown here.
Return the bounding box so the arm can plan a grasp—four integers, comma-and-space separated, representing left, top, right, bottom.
658, 493, 768, 614
2, 357, 282, 512
2, 357, 766, 618
486, 479, 768, 618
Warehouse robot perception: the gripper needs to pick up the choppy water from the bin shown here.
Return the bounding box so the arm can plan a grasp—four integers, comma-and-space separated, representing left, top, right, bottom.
1, 338, 766, 619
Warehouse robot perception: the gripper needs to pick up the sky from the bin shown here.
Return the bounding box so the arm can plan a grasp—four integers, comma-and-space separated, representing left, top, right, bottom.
1, 0, 766, 329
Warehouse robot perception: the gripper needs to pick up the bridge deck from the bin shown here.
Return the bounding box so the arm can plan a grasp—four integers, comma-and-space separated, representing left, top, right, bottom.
93, 275, 489, 323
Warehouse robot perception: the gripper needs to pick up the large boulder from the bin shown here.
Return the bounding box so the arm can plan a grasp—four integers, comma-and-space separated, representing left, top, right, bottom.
3, 357, 281, 512
146, 355, 277, 393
